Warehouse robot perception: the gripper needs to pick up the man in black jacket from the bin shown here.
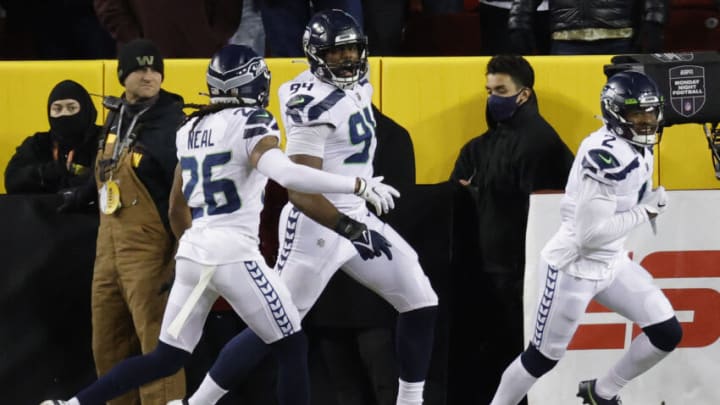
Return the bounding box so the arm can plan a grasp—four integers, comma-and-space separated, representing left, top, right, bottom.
5, 80, 100, 197
449, 54, 573, 404
508, 0, 668, 55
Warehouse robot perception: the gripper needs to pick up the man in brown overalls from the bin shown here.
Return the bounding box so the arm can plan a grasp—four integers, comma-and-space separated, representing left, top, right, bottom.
93, 39, 185, 405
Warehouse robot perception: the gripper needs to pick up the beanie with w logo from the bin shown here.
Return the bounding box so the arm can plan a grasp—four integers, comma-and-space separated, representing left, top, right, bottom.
117, 39, 165, 85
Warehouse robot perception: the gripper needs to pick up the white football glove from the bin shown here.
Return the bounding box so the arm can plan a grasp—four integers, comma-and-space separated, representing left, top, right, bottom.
640, 186, 669, 217
355, 176, 401, 215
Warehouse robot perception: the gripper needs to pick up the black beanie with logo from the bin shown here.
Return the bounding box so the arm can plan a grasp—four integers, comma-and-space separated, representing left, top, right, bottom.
117, 39, 164, 85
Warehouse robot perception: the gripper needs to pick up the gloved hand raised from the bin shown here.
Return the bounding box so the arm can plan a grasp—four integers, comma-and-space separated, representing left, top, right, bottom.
333, 214, 393, 260
640, 186, 668, 218
355, 176, 400, 215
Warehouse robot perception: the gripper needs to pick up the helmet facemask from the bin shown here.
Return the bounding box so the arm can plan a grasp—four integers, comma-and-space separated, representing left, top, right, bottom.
604, 95, 663, 146
601, 71, 665, 147
316, 42, 367, 89
303, 10, 368, 90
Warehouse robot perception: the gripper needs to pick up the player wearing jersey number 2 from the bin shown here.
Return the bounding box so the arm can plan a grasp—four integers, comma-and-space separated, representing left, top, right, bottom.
489, 71, 682, 405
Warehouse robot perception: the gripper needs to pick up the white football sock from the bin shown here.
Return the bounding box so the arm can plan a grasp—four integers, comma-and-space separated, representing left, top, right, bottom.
188, 374, 228, 405
397, 379, 424, 405
67, 398, 80, 405
596, 333, 668, 399
490, 356, 537, 405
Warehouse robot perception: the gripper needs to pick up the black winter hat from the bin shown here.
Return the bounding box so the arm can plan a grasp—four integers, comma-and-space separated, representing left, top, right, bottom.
117, 39, 164, 85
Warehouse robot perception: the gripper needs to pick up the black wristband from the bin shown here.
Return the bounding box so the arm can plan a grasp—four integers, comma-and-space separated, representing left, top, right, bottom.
332, 213, 366, 240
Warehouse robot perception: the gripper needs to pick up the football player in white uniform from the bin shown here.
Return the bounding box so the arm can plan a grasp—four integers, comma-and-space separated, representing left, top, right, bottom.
489, 71, 682, 405
40, 44, 400, 405
182, 10, 439, 405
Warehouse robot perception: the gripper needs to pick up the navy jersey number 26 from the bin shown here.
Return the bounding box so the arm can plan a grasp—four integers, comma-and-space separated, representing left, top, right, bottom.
180, 152, 241, 218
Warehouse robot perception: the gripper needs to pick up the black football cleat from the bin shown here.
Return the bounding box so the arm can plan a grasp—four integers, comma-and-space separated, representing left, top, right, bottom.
577, 379, 622, 405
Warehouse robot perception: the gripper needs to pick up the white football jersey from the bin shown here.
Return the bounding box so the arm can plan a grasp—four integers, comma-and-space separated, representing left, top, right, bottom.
541, 126, 654, 279
175, 107, 280, 264
278, 70, 375, 215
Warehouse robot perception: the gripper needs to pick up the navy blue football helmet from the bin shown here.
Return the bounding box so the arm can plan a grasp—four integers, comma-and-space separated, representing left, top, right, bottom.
601, 70, 664, 146
206, 44, 270, 107
302, 9, 368, 89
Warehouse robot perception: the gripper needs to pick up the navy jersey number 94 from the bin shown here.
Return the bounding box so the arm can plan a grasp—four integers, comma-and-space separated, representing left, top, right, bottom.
344, 106, 376, 164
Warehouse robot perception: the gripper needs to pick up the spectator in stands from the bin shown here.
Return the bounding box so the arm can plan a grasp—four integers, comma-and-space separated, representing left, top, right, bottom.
260, 1, 363, 57
0, 0, 115, 59
93, 0, 242, 57
362, 0, 407, 56
420, 0, 463, 13
228, 0, 266, 56
88, 38, 186, 404
449, 54, 574, 404
478, 0, 550, 55
5, 80, 100, 198
508, 0, 668, 55
361, 0, 464, 57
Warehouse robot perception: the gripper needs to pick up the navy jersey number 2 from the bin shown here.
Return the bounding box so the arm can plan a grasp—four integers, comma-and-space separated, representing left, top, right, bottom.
180, 152, 241, 218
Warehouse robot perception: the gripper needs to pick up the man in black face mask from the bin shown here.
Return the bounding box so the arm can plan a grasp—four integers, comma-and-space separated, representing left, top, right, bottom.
448, 54, 574, 404
5, 80, 100, 195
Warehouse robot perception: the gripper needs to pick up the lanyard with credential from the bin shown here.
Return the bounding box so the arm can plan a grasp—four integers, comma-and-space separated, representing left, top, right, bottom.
111, 103, 151, 166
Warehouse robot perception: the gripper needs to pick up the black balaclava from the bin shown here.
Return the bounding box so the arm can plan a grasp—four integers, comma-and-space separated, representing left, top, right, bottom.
47, 80, 97, 147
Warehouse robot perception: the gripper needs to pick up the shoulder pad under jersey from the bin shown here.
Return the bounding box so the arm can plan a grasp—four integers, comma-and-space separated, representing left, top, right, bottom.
580, 135, 640, 185
241, 108, 278, 139
280, 79, 345, 127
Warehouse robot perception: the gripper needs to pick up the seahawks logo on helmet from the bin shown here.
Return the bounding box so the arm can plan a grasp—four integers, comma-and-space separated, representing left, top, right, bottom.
206, 45, 271, 107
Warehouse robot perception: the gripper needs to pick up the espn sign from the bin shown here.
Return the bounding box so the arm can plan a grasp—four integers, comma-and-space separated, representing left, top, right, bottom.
524, 190, 720, 404
569, 250, 720, 350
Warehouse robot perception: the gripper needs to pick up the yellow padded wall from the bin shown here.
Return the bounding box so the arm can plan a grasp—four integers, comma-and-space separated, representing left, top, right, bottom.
1, 57, 716, 193
0, 61, 104, 193
380, 57, 489, 185
658, 122, 719, 189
